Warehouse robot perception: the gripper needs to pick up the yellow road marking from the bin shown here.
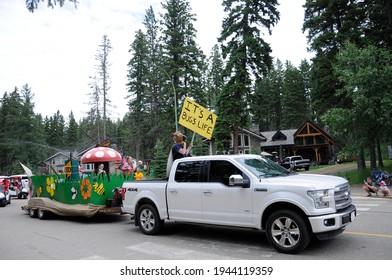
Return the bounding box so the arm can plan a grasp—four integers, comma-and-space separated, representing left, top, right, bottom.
344, 231, 392, 238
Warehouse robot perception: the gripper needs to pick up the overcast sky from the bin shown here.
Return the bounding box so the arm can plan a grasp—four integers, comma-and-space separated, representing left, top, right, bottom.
0, 0, 312, 121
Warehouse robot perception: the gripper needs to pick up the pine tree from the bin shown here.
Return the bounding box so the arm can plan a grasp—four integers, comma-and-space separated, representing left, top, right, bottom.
303, 0, 364, 117
86, 76, 101, 143
161, 0, 205, 133
127, 29, 149, 162
281, 62, 309, 129
151, 139, 168, 178
66, 111, 79, 149
95, 35, 112, 140
217, 0, 279, 153
26, 0, 78, 12
206, 45, 224, 111
251, 59, 284, 131
45, 111, 66, 148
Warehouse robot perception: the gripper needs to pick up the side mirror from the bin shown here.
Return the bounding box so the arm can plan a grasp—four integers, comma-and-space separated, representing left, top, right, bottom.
229, 174, 250, 188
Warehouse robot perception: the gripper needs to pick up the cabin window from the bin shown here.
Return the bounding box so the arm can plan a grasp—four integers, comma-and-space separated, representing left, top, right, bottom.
175, 161, 202, 182
208, 160, 243, 186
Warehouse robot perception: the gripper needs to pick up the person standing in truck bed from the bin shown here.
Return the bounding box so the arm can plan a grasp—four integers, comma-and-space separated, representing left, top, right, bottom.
171, 131, 192, 161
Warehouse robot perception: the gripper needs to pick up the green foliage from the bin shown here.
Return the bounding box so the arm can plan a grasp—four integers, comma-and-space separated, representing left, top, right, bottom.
336, 160, 392, 185
281, 62, 309, 129
322, 43, 392, 168
251, 59, 283, 131
26, 0, 78, 13
9, 0, 390, 178
217, 0, 279, 152
151, 139, 169, 178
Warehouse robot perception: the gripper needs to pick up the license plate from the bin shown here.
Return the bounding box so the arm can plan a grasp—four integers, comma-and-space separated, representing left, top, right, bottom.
342, 210, 356, 224
350, 210, 356, 222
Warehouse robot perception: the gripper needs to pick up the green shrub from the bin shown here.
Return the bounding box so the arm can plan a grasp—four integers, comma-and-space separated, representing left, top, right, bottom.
336, 160, 392, 185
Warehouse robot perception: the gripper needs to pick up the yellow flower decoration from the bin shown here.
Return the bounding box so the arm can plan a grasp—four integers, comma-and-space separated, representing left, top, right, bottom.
46, 177, 56, 197
36, 186, 43, 197
80, 178, 92, 200
93, 182, 105, 196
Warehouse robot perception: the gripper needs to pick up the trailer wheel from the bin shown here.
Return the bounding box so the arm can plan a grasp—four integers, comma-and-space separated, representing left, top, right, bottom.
29, 208, 37, 218
265, 210, 311, 254
37, 209, 48, 220
137, 204, 164, 235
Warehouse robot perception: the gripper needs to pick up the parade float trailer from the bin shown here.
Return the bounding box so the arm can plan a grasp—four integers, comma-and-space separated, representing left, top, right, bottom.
22, 147, 128, 219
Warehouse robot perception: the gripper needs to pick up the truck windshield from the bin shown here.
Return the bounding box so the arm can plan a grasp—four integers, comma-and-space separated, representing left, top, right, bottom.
235, 157, 291, 178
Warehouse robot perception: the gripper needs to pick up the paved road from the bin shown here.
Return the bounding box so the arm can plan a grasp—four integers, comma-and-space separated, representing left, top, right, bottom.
2, 162, 391, 280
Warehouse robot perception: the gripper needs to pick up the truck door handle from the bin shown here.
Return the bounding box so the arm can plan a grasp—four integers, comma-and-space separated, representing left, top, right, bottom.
203, 191, 212, 195
169, 189, 178, 194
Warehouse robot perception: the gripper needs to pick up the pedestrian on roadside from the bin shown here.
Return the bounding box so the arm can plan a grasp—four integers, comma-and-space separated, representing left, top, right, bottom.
379, 180, 390, 197
363, 177, 378, 197
134, 167, 144, 181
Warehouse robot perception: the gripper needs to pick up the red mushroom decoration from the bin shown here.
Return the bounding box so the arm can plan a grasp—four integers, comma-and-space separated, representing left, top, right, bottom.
80, 147, 122, 164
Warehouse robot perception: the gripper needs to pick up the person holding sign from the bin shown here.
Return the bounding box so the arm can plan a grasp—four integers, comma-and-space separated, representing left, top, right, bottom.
172, 131, 192, 161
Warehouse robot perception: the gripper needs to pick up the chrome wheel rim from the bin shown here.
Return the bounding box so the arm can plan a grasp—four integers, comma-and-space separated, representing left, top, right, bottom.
38, 209, 45, 219
271, 216, 300, 248
140, 209, 155, 232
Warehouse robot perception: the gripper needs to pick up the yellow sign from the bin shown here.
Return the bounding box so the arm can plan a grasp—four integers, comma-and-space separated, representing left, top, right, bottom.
64, 160, 72, 178
179, 97, 217, 139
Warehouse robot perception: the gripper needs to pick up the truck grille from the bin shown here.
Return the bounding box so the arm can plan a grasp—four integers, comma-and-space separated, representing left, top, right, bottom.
334, 183, 352, 210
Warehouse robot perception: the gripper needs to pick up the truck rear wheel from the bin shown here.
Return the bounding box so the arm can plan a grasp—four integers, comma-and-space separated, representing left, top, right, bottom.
265, 210, 310, 254
29, 208, 37, 218
37, 209, 48, 220
137, 204, 164, 235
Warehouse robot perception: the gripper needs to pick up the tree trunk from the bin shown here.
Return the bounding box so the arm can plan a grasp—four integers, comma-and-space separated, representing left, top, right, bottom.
233, 126, 239, 154
356, 149, 366, 170
368, 137, 377, 169
376, 138, 383, 168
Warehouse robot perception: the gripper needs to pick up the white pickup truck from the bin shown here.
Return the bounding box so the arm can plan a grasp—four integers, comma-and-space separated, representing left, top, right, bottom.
280, 155, 311, 171
120, 154, 356, 254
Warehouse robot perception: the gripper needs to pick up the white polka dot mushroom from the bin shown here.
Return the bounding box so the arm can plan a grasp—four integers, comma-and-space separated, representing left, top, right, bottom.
81, 147, 122, 164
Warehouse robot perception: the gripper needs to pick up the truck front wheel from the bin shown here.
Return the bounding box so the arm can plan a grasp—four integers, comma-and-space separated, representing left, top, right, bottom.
137, 204, 164, 235
265, 210, 310, 254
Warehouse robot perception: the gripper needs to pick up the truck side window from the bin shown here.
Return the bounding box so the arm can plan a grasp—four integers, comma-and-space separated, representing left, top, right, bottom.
175, 161, 202, 182
208, 160, 243, 186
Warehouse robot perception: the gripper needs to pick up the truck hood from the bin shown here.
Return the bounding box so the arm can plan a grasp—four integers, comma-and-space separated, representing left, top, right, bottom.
263, 173, 348, 190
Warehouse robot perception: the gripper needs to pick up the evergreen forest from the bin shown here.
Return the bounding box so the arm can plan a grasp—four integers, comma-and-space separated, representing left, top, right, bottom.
1, 0, 391, 176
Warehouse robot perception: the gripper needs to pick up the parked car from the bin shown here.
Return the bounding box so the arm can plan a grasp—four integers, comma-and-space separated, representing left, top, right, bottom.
279, 156, 310, 171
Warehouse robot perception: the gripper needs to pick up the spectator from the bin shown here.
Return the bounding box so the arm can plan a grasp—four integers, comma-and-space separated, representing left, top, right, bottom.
120, 156, 134, 178
134, 167, 144, 181
379, 181, 390, 197
363, 177, 378, 197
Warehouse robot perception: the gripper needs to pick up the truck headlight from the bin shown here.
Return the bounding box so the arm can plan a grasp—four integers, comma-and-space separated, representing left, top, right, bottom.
307, 189, 331, 209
